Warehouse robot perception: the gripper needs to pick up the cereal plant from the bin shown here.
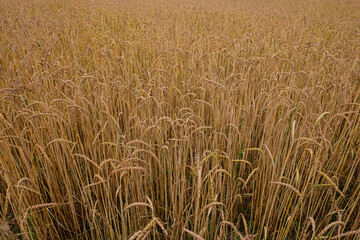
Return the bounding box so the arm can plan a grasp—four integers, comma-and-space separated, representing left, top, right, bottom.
0, 0, 360, 239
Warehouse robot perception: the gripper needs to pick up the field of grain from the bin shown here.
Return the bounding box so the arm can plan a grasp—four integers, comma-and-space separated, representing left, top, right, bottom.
0, 0, 360, 239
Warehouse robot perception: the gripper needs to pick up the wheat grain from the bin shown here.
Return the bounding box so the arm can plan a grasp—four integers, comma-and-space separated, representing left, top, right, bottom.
270, 181, 301, 197
183, 228, 206, 240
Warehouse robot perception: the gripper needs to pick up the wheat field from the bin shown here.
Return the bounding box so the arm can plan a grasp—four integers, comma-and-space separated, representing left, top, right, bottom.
0, 0, 360, 239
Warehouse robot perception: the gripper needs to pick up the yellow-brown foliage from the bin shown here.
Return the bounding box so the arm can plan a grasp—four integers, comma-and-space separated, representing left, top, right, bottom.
1, 0, 360, 239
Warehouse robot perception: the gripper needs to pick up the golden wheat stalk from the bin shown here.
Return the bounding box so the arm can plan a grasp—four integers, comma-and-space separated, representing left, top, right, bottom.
183, 228, 206, 240
270, 181, 301, 197
317, 170, 345, 197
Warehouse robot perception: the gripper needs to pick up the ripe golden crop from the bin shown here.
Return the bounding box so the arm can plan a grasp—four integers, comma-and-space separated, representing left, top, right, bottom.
0, 0, 359, 239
